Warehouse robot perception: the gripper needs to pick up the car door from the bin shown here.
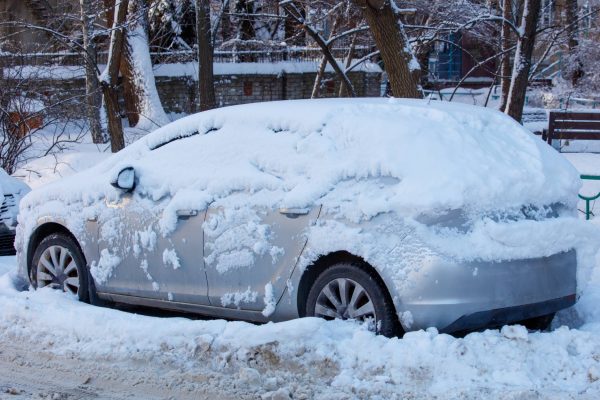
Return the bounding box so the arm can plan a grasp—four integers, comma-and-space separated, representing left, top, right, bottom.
204, 205, 320, 313
94, 182, 208, 305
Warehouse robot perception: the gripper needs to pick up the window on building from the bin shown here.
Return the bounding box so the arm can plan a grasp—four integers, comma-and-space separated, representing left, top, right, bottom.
325, 80, 335, 94
540, 0, 555, 28
582, 2, 592, 31
428, 33, 462, 82
243, 81, 253, 96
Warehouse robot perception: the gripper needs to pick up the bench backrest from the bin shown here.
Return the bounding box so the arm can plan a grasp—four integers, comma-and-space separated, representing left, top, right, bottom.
547, 111, 600, 144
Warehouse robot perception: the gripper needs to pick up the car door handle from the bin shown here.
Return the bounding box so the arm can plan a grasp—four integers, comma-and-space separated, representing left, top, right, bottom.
279, 208, 310, 216
176, 209, 198, 217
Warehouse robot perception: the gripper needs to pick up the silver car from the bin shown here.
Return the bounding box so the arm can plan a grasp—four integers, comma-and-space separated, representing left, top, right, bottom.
16, 99, 578, 337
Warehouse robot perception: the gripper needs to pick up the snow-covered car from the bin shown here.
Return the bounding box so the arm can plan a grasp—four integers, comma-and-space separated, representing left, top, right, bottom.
0, 169, 30, 256
16, 99, 582, 336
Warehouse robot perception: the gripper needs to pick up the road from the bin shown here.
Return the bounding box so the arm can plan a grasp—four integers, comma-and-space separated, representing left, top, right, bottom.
0, 339, 246, 400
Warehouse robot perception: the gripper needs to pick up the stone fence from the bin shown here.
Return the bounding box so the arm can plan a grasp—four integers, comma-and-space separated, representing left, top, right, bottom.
2, 61, 383, 117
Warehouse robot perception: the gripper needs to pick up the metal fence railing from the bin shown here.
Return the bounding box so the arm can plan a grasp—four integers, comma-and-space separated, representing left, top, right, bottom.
580, 174, 600, 220
0, 46, 375, 67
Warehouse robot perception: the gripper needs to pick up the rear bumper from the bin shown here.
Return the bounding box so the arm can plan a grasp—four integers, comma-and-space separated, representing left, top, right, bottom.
397, 250, 578, 332
441, 294, 576, 333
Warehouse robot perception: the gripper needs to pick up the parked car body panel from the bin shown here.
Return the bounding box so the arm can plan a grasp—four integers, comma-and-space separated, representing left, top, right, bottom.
395, 249, 577, 331
95, 194, 209, 305
204, 205, 320, 311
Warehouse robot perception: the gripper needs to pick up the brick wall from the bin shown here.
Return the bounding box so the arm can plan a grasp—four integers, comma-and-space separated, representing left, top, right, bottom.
155, 70, 382, 114
6, 69, 382, 118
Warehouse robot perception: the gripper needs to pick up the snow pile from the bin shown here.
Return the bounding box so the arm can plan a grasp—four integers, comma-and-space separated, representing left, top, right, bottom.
2, 269, 600, 398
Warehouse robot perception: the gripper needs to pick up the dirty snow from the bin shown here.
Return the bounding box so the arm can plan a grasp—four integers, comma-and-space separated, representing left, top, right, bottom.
2, 257, 600, 399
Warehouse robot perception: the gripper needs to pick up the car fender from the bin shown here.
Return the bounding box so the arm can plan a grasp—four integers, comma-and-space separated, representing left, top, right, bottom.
17, 214, 99, 285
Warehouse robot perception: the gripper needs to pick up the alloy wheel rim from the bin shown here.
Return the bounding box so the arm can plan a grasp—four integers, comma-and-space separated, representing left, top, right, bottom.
36, 245, 79, 295
314, 278, 376, 325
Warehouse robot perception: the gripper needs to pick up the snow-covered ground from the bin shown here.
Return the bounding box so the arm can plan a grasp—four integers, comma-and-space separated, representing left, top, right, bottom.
5, 110, 600, 398
2, 252, 600, 399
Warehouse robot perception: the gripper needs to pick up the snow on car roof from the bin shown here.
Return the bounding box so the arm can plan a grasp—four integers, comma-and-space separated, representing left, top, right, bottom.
22, 98, 580, 230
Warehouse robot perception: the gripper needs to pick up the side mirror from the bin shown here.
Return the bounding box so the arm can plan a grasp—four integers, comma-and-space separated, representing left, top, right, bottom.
111, 167, 136, 192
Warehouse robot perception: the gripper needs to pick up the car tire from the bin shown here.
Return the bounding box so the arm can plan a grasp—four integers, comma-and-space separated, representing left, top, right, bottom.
520, 313, 555, 331
31, 233, 89, 303
305, 263, 400, 337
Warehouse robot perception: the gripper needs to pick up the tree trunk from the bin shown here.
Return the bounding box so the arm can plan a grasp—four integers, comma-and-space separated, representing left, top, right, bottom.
196, 0, 216, 111
565, 0, 583, 85
235, 0, 255, 40
312, 57, 328, 99
105, 0, 137, 127
100, 0, 128, 152
79, 0, 106, 144
120, 44, 139, 127
120, 0, 170, 131
339, 33, 358, 97
499, 0, 513, 112
311, 15, 341, 99
354, 0, 421, 98
414, 43, 431, 87
505, 0, 542, 122
282, 3, 355, 97
221, 1, 232, 42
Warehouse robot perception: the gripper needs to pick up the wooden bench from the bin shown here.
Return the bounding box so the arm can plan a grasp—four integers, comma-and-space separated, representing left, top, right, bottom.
543, 111, 600, 144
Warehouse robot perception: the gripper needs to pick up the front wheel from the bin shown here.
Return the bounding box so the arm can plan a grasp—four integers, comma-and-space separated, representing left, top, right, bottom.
31, 233, 89, 302
305, 263, 400, 337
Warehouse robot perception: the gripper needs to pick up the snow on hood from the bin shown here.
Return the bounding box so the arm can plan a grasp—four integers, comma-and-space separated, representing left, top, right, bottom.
0, 168, 30, 198
20, 98, 580, 227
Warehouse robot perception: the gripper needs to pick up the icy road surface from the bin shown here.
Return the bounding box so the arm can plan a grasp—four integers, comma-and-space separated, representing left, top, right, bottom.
2, 257, 600, 399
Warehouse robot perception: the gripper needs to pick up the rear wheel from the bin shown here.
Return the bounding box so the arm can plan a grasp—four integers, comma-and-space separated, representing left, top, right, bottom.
31, 233, 89, 302
305, 263, 400, 337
